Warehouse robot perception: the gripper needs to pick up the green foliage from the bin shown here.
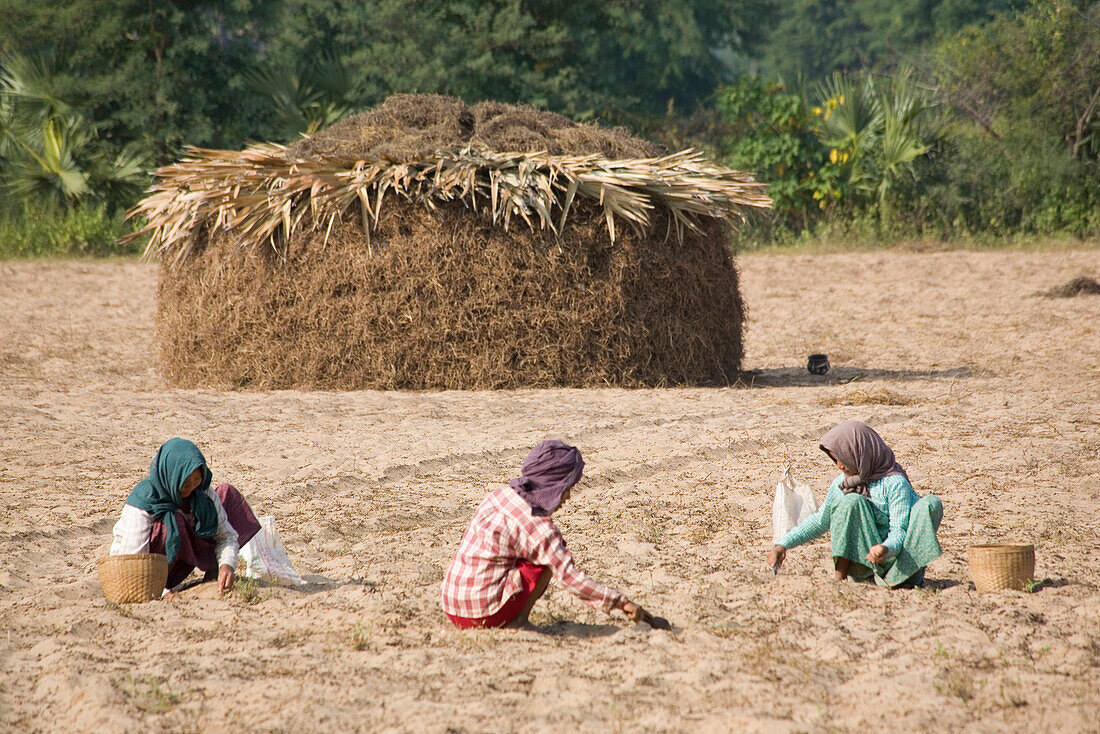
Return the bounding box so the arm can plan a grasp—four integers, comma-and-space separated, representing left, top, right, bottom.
715, 77, 825, 229
716, 69, 939, 233
935, 0, 1100, 161
233, 574, 261, 604
757, 0, 1022, 84
0, 0, 276, 162
1, 0, 1095, 252
814, 69, 941, 221
244, 51, 358, 140
925, 0, 1100, 235
122, 676, 178, 715
0, 51, 149, 213
265, 0, 773, 121
0, 202, 140, 258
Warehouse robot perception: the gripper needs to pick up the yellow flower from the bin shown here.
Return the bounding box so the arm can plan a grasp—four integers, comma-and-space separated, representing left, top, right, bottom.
829, 148, 839, 163
812, 106, 822, 116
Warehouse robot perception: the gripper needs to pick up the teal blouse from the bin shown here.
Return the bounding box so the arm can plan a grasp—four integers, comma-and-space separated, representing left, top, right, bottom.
778, 473, 920, 558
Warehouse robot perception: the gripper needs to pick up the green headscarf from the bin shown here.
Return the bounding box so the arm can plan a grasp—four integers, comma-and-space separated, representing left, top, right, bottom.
125, 438, 218, 563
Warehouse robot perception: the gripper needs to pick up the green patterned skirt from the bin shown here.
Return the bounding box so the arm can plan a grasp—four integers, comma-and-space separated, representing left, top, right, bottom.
830, 493, 943, 588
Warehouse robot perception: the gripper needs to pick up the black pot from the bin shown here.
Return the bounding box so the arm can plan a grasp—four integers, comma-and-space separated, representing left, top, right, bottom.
807, 353, 830, 375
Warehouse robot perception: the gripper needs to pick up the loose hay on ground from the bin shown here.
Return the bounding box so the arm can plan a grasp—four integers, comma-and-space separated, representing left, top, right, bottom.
1043, 276, 1100, 298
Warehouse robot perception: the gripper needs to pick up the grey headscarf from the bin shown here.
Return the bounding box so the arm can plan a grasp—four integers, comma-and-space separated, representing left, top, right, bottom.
819, 421, 909, 498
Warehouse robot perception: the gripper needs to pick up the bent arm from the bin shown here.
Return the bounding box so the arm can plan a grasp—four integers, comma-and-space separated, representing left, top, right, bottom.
209, 489, 239, 568
881, 478, 916, 558
111, 504, 155, 555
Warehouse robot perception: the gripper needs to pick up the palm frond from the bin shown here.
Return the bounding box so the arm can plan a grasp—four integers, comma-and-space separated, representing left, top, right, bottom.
126, 145, 772, 265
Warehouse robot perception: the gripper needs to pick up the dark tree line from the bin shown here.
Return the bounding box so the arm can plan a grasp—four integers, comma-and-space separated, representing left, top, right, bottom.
0, 0, 1095, 248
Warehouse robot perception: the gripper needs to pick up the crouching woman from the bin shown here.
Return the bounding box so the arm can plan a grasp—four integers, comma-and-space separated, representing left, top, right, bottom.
110, 438, 262, 593
768, 421, 943, 588
441, 440, 651, 628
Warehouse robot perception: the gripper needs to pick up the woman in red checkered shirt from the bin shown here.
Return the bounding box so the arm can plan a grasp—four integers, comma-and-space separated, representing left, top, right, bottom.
441, 440, 652, 629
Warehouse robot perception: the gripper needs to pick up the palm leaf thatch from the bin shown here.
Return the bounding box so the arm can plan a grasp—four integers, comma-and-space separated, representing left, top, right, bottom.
127, 143, 771, 265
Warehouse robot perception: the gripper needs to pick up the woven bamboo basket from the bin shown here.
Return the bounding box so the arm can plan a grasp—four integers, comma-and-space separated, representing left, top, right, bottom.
967, 544, 1035, 592
97, 553, 169, 603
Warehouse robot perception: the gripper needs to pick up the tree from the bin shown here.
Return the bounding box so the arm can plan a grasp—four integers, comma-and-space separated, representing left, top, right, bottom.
814, 69, 940, 221
0, 51, 146, 212
264, 0, 775, 122
936, 0, 1100, 161
715, 77, 824, 229
930, 0, 1100, 233
758, 0, 1021, 84
0, 0, 276, 163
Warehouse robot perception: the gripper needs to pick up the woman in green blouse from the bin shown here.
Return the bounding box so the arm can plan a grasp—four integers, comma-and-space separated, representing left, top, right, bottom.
768, 421, 943, 588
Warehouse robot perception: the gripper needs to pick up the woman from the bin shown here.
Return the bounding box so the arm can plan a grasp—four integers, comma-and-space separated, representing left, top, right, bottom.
441, 440, 652, 628
110, 438, 261, 593
767, 421, 943, 588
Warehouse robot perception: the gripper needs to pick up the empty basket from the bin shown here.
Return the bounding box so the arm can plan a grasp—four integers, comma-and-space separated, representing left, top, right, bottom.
968, 544, 1035, 592
97, 553, 169, 603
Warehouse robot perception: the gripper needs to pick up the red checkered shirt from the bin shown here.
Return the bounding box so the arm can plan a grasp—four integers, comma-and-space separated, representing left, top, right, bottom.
441, 485, 628, 619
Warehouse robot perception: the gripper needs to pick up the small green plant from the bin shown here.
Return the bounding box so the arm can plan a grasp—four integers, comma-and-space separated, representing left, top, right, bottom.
935, 669, 976, 702
351, 621, 372, 650
233, 574, 261, 604
1024, 578, 1041, 593
122, 676, 178, 714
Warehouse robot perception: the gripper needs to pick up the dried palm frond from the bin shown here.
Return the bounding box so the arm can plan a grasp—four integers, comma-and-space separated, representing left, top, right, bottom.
126, 144, 771, 265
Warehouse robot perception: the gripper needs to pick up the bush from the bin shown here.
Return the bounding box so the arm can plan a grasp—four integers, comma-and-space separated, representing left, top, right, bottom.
0, 203, 141, 258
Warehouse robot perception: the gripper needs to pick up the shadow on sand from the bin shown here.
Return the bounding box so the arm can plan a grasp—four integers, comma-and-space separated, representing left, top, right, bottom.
172, 572, 374, 596
736, 365, 973, 389
963, 577, 1073, 593
531, 621, 621, 638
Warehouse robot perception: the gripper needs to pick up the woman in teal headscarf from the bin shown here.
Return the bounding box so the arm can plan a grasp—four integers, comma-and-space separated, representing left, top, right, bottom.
110, 438, 262, 593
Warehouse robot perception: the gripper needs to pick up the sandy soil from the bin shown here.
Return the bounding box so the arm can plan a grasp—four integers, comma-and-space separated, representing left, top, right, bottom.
1, 249, 1098, 733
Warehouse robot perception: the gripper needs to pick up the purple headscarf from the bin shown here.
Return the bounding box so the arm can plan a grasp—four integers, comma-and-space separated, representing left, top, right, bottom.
509, 440, 585, 516
819, 421, 909, 498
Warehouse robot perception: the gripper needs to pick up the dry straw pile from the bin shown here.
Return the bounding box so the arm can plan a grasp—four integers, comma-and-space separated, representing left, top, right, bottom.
130, 95, 771, 389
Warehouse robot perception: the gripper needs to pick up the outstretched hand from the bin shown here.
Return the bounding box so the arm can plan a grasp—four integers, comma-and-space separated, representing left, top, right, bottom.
217, 564, 235, 594
621, 601, 647, 622
622, 601, 671, 630
767, 545, 786, 572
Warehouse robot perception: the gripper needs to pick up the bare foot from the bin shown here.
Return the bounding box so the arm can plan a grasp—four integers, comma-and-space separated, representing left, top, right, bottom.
503, 616, 536, 630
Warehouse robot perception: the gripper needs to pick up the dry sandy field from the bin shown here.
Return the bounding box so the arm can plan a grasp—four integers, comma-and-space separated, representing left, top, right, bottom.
1, 248, 1098, 733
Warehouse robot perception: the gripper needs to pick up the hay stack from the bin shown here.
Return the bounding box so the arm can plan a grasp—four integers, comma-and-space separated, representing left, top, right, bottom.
130, 95, 771, 389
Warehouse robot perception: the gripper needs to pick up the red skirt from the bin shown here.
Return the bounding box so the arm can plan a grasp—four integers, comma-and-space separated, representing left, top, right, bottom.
446, 561, 548, 629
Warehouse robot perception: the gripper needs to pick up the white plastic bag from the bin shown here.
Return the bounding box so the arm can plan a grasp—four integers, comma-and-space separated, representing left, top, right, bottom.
239, 516, 305, 585
771, 468, 817, 545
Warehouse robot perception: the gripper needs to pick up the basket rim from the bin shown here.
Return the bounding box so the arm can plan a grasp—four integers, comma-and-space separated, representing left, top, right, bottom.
98, 552, 169, 563
967, 544, 1034, 552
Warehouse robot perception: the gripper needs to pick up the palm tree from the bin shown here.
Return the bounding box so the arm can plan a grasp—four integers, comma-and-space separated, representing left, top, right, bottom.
814, 68, 939, 223
0, 52, 148, 212
245, 51, 358, 139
